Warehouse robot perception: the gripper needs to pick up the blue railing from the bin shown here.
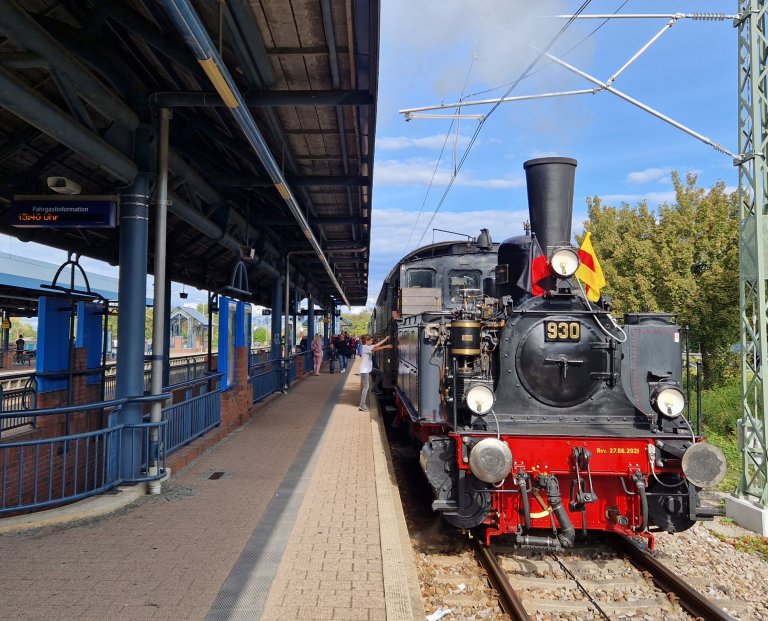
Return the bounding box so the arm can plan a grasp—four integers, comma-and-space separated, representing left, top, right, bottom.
300, 348, 312, 372
163, 374, 223, 454
0, 379, 37, 436
0, 395, 168, 514
1, 426, 122, 511
103, 354, 211, 401
0, 346, 302, 516
249, 359, 281, 402
248, 351, 310, 403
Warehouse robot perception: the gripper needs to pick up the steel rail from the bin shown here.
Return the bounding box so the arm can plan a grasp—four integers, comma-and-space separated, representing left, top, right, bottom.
613, 535, 736, 621
472, 539, 530, 621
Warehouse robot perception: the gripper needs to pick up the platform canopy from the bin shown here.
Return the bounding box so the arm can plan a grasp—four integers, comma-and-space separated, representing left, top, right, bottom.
0, 0, 379, 307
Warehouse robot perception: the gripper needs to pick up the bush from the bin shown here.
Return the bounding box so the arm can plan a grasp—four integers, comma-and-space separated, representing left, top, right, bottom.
698, 378, 742, 492
702, 430, 741, 493
700, 381, 742, 436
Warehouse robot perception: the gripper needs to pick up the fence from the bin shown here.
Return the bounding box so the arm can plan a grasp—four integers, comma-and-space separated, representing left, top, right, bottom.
0, 343, 311, 515
249, 351, 309, 402
0, 395, 167, 514
0, 379, 37, 436
0, 371, 224, 515
163, 374, 222, 455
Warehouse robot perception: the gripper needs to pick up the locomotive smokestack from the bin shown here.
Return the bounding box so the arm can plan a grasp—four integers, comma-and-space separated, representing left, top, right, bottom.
523, 157, 577, 252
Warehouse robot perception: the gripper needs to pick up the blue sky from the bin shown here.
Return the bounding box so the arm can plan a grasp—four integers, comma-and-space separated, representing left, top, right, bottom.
2, 1, 738, 311
369, 0, 737, 306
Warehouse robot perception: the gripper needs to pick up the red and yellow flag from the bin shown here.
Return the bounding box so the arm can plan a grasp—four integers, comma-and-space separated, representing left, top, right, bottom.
575, 232, 606, 302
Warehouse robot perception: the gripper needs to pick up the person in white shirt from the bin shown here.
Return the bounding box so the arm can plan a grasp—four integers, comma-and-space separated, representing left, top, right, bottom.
358, 334, 392, 411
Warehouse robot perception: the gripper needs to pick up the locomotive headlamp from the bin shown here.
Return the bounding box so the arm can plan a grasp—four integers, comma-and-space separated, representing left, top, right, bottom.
469, 438, 513, 483
550, 247, 580, 277
651, 385, 686, 418
465, 383, 495, 415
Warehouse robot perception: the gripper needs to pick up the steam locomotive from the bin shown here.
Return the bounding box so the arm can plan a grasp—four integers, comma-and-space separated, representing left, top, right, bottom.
371, 157, 727, 548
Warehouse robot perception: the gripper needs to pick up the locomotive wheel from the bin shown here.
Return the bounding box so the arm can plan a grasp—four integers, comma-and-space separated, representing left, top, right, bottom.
437, 474, 492, 529
647, 474, 697, 533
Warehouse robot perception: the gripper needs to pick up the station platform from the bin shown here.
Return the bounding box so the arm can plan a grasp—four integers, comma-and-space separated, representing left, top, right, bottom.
0, 358, 425, 620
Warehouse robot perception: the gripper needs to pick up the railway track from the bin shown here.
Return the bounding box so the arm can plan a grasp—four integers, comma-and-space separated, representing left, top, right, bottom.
473, 535, 740, 621
381, 399, 754, 620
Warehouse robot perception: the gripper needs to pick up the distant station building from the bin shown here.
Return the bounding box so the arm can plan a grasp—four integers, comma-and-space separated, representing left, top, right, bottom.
169, 305, 211, 354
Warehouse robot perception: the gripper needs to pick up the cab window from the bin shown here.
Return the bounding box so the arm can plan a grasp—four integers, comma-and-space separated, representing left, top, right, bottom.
406, 269, 435, 288
448, 270, 481, 298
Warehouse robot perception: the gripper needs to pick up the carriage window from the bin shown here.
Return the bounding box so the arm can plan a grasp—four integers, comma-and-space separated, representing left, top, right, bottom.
407, 269, 435, 288
448, 270, 482, 298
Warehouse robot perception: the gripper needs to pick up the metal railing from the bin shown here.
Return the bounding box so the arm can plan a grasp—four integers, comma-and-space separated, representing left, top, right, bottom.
248, 350, 309, 403
0, 379, 37, 436
0, 343, 307, 515
0, 395, 168, 514
249, 359, 281, 402
168, 355, 209, 385
163, 373, 222, 454
101, 354, 210, 401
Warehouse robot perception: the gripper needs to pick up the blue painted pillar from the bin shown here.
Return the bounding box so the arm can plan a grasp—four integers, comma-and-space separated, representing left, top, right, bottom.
270, 275, 283, 361
115, 125, 151, 480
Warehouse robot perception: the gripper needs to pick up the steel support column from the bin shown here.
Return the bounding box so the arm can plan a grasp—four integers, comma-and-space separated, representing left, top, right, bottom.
270, 275, 283, 361
115, 126, 151, 480
148, 109, 171, 492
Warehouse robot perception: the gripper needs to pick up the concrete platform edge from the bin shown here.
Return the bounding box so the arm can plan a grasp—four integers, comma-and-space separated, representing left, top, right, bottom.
371, 400, 425, 620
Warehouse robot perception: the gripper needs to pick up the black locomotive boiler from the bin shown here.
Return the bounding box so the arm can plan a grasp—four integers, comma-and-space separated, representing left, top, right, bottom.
372, 157, 727, 548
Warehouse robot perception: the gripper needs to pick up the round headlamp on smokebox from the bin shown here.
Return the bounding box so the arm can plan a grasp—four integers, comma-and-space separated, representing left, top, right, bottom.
651, 385, 686, 418
464, 383, 495, 415
550, 246, 580, 277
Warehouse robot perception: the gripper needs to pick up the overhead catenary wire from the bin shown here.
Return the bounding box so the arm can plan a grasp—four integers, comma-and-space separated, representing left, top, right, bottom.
402, 52, 478, 253
412, 1, 594, 249
441, 0, 631, 103
402, 5, 735, 159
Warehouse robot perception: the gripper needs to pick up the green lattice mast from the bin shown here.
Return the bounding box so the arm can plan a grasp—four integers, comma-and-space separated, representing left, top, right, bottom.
736, 0, 768, 504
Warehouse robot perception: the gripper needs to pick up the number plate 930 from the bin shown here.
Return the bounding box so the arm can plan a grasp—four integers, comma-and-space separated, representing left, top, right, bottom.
544, 321, 581, 342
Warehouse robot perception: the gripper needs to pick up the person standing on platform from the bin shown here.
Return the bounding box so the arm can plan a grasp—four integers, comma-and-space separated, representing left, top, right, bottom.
358, 334, 391, 412
15, 333, 25, 365
311, 334, 324, 375
337, 332, 349, 374
328, 338, 338, 373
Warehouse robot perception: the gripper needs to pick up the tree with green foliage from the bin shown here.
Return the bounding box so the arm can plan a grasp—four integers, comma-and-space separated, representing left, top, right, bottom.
342, 311, 372, 335
253, 326, 267, 346
11, 320, 37, 340
582, 172, 739, 389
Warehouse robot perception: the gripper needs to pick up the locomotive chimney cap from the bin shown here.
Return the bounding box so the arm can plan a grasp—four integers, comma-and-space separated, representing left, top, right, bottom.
523, 156, 578, 169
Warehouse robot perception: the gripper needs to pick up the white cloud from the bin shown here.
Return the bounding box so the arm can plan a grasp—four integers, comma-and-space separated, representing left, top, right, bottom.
377, 134, 471, 151
383, 0, 576, 94
374, 158, 525, 189
369, 206, 529, 270
626, 168, 671, 184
